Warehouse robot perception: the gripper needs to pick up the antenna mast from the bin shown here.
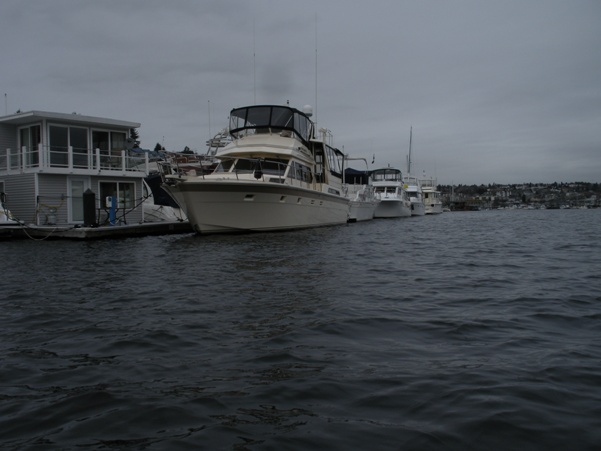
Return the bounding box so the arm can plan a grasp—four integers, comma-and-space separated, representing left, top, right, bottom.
407, 126, 413, 175
253, 18, 257, 104
314, 12, 318, 126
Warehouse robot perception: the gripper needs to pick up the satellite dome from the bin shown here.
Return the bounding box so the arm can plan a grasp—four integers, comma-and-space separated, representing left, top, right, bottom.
302, 105, 313, 117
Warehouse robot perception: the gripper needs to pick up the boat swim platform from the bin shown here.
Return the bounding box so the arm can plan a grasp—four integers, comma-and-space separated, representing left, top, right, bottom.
3, 220, 193, 240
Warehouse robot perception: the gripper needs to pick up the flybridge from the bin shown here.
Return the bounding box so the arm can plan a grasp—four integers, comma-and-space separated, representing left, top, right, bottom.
228, 105, 313, 146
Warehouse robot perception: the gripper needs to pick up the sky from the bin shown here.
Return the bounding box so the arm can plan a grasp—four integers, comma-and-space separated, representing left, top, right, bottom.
1, 0, 599, 185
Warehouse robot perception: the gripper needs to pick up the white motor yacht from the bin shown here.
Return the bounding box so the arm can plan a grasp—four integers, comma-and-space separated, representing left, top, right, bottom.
372, 168, 412, 218
420, 176, 443, 214
163, 104, 350, 234
403, 175, 426, 216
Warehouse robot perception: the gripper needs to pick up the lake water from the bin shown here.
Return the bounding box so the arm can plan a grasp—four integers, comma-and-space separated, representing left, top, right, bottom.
1, 209, 600, 450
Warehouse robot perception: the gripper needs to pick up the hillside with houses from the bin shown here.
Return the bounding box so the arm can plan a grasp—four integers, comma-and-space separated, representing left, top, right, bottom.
440, 182, 600, 210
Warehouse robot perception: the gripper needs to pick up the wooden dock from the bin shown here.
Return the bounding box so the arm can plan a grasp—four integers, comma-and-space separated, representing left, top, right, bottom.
2, 221, 193, 240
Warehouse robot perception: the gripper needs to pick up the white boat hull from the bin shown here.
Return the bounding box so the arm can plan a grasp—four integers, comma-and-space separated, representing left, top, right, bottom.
349, 199, 379, 222
167, 180, 349, 234
410, 200, 426, 216
374, 199, 412, 218
425, 202, 443, 214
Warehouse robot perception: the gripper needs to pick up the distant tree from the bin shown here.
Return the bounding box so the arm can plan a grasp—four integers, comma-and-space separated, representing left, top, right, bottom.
154, 142, 164, 151
181, 147, 194, 154
130, 128, 139, 142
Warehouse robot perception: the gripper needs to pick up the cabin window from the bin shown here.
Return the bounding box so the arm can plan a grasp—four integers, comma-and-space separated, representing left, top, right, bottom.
261, 159, 288, 176
215, 159, 234, 172
233, 158, 255, 174
324, 145, 343, 177
289, 161, 313, 183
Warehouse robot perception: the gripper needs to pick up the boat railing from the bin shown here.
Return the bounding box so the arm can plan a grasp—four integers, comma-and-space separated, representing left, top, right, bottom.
0, 145, 150, 174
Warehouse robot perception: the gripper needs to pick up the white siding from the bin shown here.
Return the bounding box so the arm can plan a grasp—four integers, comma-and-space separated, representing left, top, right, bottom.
38, 174, 69, 225
3, 173, 36, 223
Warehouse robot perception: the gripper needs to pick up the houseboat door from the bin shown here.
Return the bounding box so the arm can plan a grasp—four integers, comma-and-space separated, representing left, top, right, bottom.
68, 177, 90, 223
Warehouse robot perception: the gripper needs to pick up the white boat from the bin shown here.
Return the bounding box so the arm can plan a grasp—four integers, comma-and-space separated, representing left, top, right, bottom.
143, 174, 187, 223
346, 184, 379, 222
344, 160, 379, 222
420, 176, 443, 214
163, 104, 350, 234
1, 194, 18, 225
1, 192, 21, 237
371, 168, 412, 218
403, 175, 426, 216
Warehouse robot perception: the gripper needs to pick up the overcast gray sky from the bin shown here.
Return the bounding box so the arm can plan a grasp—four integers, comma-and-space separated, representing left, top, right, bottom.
2, 0, 599, 184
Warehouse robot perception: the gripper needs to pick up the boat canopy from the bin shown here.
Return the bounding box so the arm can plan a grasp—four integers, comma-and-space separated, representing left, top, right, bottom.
344, 168, 370, 185
371, 168, 402, 182
229, 105, 313, 146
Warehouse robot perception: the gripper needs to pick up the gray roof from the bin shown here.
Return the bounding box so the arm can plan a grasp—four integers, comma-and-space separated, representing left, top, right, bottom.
0, 110, 140, 128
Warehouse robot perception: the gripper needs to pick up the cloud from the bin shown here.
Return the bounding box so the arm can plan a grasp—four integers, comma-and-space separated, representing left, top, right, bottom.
1, 0, 599, 183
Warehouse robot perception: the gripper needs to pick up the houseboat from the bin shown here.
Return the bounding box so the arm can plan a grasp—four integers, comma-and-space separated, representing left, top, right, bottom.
0, 110, 155, 229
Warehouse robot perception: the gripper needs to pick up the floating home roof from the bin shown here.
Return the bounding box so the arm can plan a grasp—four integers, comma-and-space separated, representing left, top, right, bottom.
0, 110, 140, 129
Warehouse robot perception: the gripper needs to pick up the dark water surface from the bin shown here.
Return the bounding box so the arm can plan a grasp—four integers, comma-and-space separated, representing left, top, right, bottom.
2, 209, 601, 450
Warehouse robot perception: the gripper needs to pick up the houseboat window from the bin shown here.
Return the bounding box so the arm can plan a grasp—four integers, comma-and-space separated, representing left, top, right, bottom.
19, 125, 41, 167
70, 127, 89, 168
110, 132, 126, 156
92, 130, 109, 152
99, 181, 135, 209
49, 125, 69, 167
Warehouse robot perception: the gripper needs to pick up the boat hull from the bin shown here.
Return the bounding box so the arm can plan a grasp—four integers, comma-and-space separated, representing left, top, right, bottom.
349, 199, 379, 222
425, 203, 443, 214
374, 199, 412, 218
410, 200, 426, 216
166, 180, 350, 234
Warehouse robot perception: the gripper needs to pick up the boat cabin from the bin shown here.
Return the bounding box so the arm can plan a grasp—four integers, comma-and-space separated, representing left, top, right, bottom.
0, 110, 152, 226
213, 104, 344, 193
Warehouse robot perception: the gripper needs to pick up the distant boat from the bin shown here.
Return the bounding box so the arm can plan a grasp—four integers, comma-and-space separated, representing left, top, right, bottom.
163, 104, 350, 234
344, 161, 379, 223
420, 175, 443, 214
372, 167, 412, 218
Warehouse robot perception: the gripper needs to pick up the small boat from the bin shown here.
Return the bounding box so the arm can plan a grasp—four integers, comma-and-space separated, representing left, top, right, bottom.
420, 175, 443, 214
163, 104, 350, 234
403, 175, 426, 216
143, 173, 187, 223
344, 162, 379, 222
372, 167, 412, 218
0, 192, 21, 237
